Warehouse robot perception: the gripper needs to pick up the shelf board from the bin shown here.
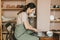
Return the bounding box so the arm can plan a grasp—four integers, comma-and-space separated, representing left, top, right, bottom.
50, 20, 60, 23
51, 8, 60, 10
1, 8, 23, 11
2, 31, 8, 34
28, 16, 36, 18
2, 20, 16, 23
54, 32, 60, 34
1, 0, 26, 1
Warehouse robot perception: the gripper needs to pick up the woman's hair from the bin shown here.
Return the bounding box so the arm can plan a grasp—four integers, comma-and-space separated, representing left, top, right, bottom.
17, 3, 36, 15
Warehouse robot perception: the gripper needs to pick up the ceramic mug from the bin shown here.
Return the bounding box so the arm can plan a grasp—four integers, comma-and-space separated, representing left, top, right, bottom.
46, 31, 53, 37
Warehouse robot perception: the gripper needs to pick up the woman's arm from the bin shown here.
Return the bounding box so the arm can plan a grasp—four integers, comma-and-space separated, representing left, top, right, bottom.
21, 13, 38, 32
23, 20, 38, 32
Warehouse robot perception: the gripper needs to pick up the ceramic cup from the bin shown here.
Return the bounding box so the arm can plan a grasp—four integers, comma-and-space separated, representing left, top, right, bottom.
46, 31, 53, 37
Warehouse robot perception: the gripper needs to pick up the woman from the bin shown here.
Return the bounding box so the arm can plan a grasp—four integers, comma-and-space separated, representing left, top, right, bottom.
14, 3, 39, 40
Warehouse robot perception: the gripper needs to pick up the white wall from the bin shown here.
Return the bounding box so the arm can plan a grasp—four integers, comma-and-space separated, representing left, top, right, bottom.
37, 0, 50, 32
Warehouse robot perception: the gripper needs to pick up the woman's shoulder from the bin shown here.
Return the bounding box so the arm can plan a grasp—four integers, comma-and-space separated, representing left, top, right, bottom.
18, 12, 26, 15
21, 12, 26, 14
21, 12, 27, 15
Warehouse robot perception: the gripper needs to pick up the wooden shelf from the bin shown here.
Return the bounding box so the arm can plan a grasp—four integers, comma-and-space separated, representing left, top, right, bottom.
1, 0, 26, 1
51, 8, 60, 10
2, 20, 16, 23
28, 16, 36, 18
2, 31, 12, 34
2, 8, 22, 10
50, 20, 60, 23
54, 32, 60, 34
2, 31, 8, 34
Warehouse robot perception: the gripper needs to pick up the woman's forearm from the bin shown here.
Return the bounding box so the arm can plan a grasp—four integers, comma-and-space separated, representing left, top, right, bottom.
28, 25, 38, 32
30, 28, 38, 32
24, 21, 38, 32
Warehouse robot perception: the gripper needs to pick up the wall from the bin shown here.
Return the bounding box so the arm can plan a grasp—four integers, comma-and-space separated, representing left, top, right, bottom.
37, 0, 50, 31
26, 0, 37, 5
2, 1, 25, 18
51, 0, 60, 6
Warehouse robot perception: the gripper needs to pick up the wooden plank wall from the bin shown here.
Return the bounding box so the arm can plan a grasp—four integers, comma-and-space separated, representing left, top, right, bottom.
51, 0, 60, 5
0, 0, 2, 40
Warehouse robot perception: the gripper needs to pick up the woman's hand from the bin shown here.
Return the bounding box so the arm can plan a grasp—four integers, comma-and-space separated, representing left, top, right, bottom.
29, 25, 38, 32
24, 20, 38, 33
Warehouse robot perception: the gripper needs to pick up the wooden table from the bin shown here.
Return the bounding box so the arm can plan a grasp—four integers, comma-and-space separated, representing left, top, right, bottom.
54, 32, 60, 40
40, 37, 54, 40
39, 37, 58, 40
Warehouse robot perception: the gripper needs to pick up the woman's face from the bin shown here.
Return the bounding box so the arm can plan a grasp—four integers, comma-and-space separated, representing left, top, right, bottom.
27, 8, 36, 14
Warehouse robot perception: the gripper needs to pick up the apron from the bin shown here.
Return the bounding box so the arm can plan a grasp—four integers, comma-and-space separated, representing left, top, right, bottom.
14, 24, 39, 40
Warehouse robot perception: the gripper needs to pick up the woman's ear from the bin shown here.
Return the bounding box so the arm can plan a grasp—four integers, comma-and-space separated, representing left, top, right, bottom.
27, 8, 30, 13
27, 8, 31, 11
